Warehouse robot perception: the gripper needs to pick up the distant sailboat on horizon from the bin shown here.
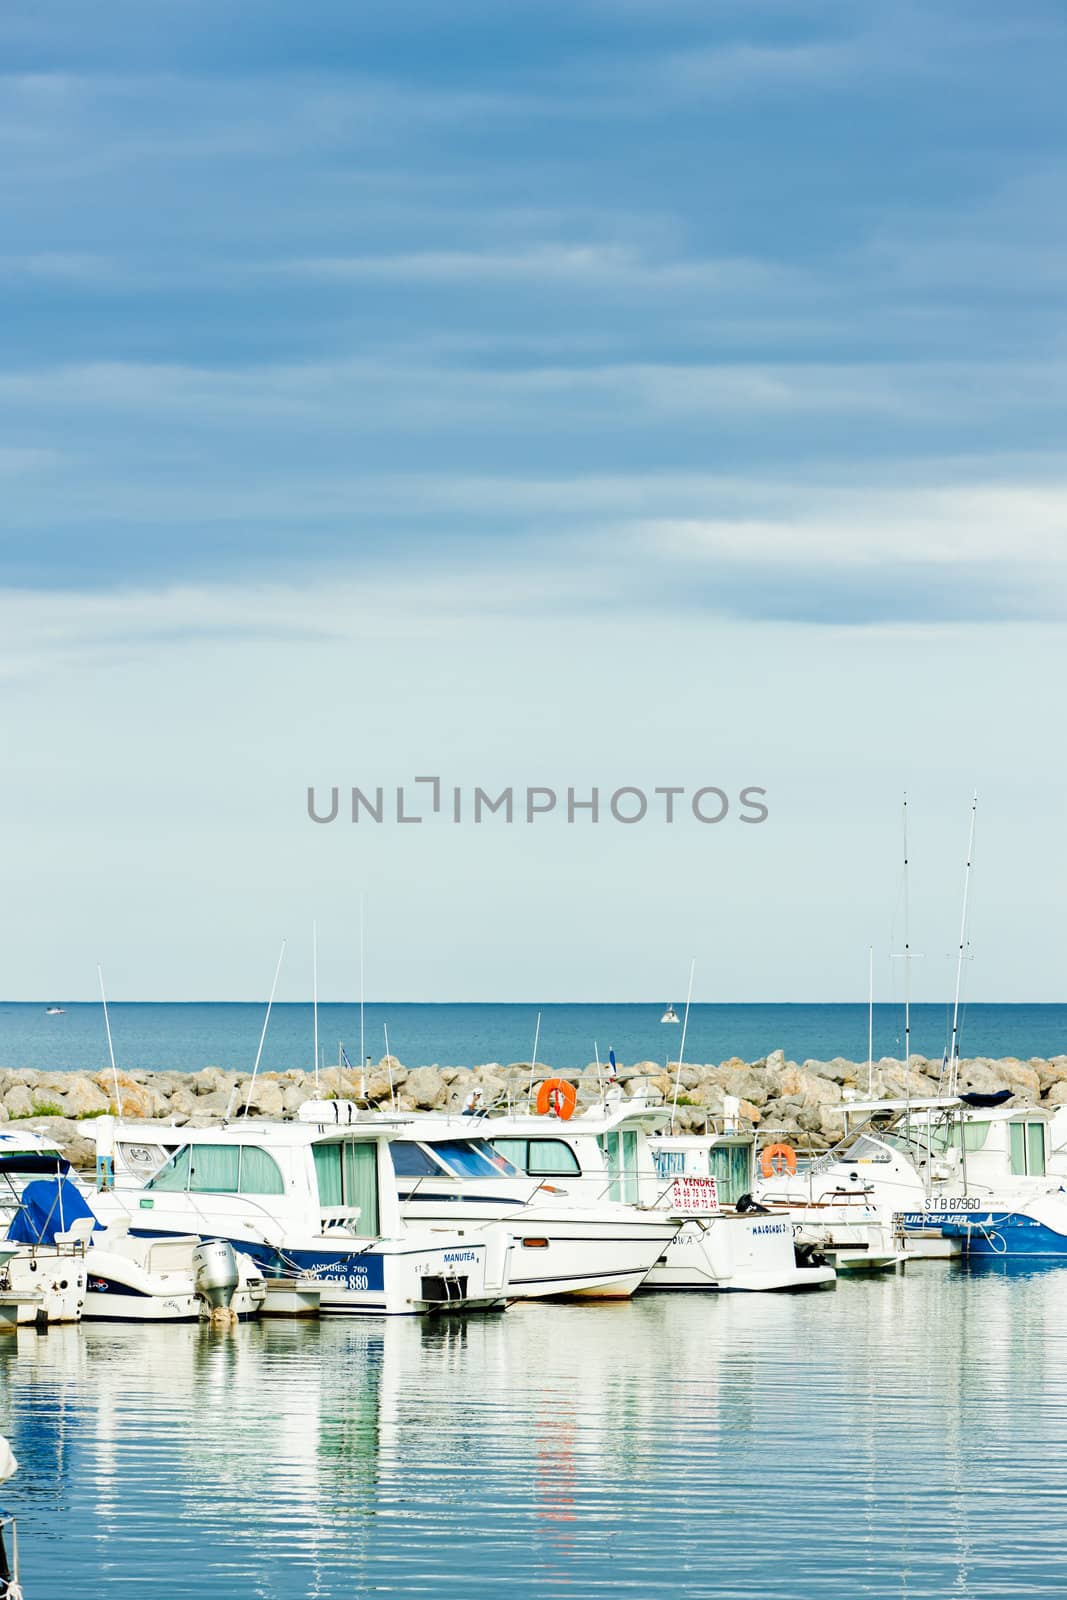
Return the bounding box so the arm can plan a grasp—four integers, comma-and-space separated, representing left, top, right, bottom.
660, 1005, 679, 1024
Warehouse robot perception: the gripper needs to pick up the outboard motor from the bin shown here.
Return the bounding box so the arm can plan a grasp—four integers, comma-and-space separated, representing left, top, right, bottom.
192, 1240, 240, 1310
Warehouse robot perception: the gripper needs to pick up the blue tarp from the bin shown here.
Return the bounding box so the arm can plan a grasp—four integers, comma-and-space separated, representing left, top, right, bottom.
6, 1178, 102, 1245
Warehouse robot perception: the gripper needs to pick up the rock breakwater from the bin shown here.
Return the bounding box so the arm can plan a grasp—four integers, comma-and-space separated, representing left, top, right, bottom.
3, 1049, 1066, 1170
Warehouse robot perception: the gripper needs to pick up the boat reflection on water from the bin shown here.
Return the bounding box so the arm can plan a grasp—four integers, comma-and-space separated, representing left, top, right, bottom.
5, 1275, 1067, 1598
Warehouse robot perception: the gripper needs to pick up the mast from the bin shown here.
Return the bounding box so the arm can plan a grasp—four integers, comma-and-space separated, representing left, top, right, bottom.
946, 793, 978, 1097
903, 794, 911, 1087
359, 895, 365, 1073
867, 944, 874, 1098
312, 920, 320, 1093
243, 940, 286, 1116
669, 958, 696, 1133
97, 964, 124, 1116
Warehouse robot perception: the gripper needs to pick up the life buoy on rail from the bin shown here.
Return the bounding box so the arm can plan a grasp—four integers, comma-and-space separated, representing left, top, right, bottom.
534, 1078, 578, 1120
760, 1142, 797, 1179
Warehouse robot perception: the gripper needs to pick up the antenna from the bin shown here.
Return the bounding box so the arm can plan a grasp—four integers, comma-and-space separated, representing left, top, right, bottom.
526, 1011, 542, 1102
946, 793, 978, 1097
359, 895, 365, 1074
312, 920, 320, 1093
890, 795, 923, 1111
97, 964, 123, 1116
384, 1022, 395, 1109
594, 1039, 603, 1100
243, 940, 286, 1117
669, 959, 696, 1132
867, 945, 874, 1098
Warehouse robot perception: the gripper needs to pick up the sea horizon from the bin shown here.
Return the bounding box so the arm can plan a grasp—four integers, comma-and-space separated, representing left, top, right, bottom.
3, 1000, 1064, 1076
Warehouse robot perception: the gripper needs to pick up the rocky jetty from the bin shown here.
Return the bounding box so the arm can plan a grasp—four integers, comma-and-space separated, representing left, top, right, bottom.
2, 1049, 1066, 1171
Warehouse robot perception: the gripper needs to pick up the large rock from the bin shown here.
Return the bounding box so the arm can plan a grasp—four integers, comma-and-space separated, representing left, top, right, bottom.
192, 1067, 234, 1097
241, 1081, 285, 1118
405, 1066, 446, 1110
59, 1076, 111, 1118
1036, 1057, 1067, 1095
4, 1085, 36, 1119
93, 1072, 167, 1120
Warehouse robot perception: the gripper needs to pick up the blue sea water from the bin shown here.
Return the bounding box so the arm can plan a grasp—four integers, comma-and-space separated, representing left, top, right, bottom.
0, 1001, 1065, 1076
8, 1269, 1067, 1599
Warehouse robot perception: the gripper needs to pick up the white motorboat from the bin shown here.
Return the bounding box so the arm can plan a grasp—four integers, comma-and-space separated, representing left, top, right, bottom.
661, 1007, 680, 1024
383, 1119, 682, 1300
480, 1093, 835, 1292
755, 1095, 1067, 1261
4, 1153, 266, 1322
89, 1109, 512, 1316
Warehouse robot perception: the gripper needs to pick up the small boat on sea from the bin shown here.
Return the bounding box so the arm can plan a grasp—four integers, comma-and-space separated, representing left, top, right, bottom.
45, 1006, 64, 1015
660, 1006, 680, 1024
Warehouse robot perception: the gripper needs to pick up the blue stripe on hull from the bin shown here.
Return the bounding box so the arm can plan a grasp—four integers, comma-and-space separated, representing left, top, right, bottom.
937, 1213, 1067, 1258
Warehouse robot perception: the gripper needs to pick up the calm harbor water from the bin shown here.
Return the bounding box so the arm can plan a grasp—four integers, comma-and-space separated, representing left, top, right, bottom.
1, 1001, 1065, 1076
6, 1267, 1067, 1598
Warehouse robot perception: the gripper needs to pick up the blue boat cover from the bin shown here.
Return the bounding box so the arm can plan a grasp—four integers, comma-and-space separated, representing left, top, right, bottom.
6, 1178, 102, 1245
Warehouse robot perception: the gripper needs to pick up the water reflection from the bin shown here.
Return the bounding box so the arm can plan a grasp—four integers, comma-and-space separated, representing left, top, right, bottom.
3, 1271, 1067, 1598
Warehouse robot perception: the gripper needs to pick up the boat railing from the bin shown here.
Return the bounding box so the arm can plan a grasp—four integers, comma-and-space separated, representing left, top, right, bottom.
0, 1513, 21, 1600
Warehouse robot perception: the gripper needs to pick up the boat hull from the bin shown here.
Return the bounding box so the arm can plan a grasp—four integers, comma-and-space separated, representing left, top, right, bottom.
641, 1215, 836, 1293
400, 1203, 679, 1301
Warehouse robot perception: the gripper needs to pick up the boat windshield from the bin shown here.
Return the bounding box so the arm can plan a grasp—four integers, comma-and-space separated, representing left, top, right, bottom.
429, 1139, 521, 1178
836, 1134, 895, 1164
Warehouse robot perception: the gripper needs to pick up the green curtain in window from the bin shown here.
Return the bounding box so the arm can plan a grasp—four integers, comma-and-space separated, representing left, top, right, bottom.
1009, 1121, 1026, 1176
1028, 1122, 1046, 1176
147, 1145, 191, 1192
343, 1142, 380, 1237
600, 1133, 623, 1201
709, 1141, 753, 1204
961, 1121, 990, 1152
621, 1130, 639, 1202
313, 1143, 343, 1206
490, 1138, 529, 1171
527, 1139, 581, 1176
188, 1145, 241, 1193
240, 1146, 285, 1196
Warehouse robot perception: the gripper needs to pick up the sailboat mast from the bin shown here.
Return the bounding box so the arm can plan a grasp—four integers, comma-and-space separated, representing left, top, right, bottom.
903, 795, 911, 1099
867, 945, 874, 1098
947, 793, 978, 1097
669, 959, 696, 1133
312, 920, 320, 1093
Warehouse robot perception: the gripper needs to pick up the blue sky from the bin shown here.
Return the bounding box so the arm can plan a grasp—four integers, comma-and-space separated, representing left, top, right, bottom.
1, 2, 1066, 1003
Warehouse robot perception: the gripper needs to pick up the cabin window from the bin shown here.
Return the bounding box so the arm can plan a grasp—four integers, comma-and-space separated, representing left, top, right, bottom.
313, 1142, 380, 1234
525, 1139, 581, 1177
389, 1142, 444, 1177
188, 1146, 241, 1194
239, 1147, 286, 1196
598, 1132, 638, 1201
431, 1139, 508, 1178
1028, 1122, 1046, 1176
344, 1142, 380, 1236
146, 1145, 192, 1192
489, 1138, 529, 1170
313, 1144, 343, 1206
472, 1140, 522, 1176
1009, 1122, 1046, 1177
708, 1141, 753, 1204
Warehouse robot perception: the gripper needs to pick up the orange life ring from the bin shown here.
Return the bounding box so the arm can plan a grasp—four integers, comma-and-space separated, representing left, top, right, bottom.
535, 1078, 578, 1120
760, 1142, 797, 1178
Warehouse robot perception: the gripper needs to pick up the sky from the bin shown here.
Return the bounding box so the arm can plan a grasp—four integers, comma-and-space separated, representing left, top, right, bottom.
1, 0, 1065, 1002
